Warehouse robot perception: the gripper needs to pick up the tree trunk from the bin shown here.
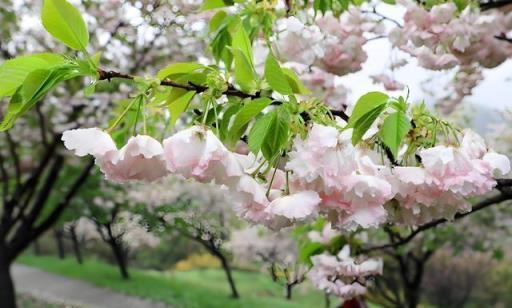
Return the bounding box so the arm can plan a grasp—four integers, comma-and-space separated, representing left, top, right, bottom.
285, 283, 293, 300
53, 228, 65, 259
216, 251, 239, 299
69, 227, 83, 264
33, 240, 41, 256
0, 250, 16, 308
109, 240, 129, 279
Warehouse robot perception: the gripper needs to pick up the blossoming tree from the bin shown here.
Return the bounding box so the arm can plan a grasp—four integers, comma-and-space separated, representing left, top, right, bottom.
1, 0, 512, 307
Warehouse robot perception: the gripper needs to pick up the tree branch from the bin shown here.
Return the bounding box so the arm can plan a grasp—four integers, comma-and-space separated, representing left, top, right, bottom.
96, 68, 351, 121
31, 159, 95, 239
360, 192, 512, 254
4, 131, 21, 186
480, 0, 512, 10
97, 69, 261, 99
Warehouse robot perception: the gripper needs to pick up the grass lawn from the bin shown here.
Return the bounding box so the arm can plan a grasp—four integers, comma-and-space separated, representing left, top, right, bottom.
18, 255, 337, 308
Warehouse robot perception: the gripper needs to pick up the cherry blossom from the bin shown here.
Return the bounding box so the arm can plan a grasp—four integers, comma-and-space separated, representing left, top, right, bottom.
393, 0, 512, 70
370, 74, 405, 91
63, 129, 169, 182
308, 245, 382, 299
162, 125, 244, 184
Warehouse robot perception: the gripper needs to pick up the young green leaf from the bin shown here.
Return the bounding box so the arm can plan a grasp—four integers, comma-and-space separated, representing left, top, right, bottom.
232, 26, 253, 67
167, 90, 196, 130
264, 54, 293, 95
282, 68, 311, 95
351, 103, 387, 145
0, 53, 65, 97
380, 111, 412, 158
41, 0, 89, 50
209, 10, 228, 33
233, 49, 256, 92
219, 102, 242, 141
202, 0, 234, 10
0, 65, 81, 131
0, 91, 23, 131
248, 108, 290, 161
348, 91, 389, 127
248, 112, 275, 156
261, 109, 289, 161
227, 97, 272, 146
157, 62, 204, 80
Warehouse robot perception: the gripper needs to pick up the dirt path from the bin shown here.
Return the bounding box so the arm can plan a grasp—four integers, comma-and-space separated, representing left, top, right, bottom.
12, 264, 169, 308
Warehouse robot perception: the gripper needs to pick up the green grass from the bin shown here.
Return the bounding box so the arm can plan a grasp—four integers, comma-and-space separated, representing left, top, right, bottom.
18, 255, 335, 308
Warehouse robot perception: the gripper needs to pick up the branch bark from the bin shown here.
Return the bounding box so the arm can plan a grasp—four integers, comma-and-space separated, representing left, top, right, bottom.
360, 192, 512, 254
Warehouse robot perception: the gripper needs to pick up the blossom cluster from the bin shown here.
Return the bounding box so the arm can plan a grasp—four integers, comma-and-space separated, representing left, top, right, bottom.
272, 9, 384, 110
390, 0, 512, 70
63, 121, 510, 230
307, 245, 383, 299
274, 10, 382, 75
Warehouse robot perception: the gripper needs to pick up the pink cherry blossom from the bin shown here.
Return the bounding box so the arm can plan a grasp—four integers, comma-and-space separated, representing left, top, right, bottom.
98, 135, 169, 183
162, 125, 244, 184
370, 74, 405, 91
308, 245, 382, 300
266, 191, 321, 221
62, 128, 169, 182
62, 128, 117, 157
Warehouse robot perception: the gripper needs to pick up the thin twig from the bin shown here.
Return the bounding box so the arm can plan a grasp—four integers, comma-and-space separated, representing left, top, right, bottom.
359, 192, 512, 254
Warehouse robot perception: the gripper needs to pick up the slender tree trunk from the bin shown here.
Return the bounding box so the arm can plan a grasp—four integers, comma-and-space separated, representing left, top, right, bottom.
33, 240, 41, 256
324, 292, 331, 308
216, 251, 239, 299
109, 240, 129, 279
285, 283, 293, 300
69, 227, 83, 264
69, 227, 84, 264
0, 248, 16, 308
53, 228, 65, 259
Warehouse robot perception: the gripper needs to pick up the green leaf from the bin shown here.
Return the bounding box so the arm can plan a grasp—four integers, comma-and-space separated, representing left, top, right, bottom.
299, 242, 324, 264
248, 112, 274, 155
209, 10, 228, 33
248, 108, 289, 160
202, 0, 234, 10
0, 65, 81, 131
219, 102, 242, 141
264, 54, 293, 95
351, 103, 387, 145
232, 26, 253, 67
261, 109, 289, 161
282, 68, 311, 95
166, 90, 196, 129
157, 62, 204, 80
314, 0, 332, 14
227, 97, 272, 146
348, 91, 389, 127
21, 69, 53, 103
41, 0, 89, 50
0, 91, 23, 131
379, 111, 411, 158
233, 49, 256, 92
0, 53, 65, 97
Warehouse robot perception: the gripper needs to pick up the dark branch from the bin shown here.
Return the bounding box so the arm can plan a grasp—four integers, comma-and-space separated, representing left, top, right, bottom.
31, 159, 95, 239
360, 192, 512, 254
97, 69, 261, 100
495, 34, 512, 43
480, 0, 512, 10
96, 68, 350, 121
4, 131, 21, 186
